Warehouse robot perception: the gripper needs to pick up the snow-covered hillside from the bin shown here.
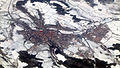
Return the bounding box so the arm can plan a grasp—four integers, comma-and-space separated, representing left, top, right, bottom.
0, 0, 120, 68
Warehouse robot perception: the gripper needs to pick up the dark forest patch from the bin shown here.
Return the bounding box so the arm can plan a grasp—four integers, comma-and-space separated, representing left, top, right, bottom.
85, 0, 97, 7
52, 3, 67, 15
72, 15, 81, 22
108, 43, 120, 51
60, 56, 116, 68
0, 65, 4, 68
30, 0, 50, 3
18, 51, 43, 68
98, 0, 114, 4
